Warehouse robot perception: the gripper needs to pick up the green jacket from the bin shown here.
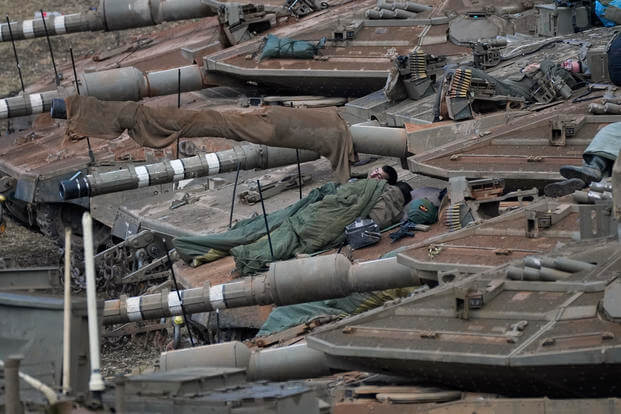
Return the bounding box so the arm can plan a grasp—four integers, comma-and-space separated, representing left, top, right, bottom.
368, 185, 406, 229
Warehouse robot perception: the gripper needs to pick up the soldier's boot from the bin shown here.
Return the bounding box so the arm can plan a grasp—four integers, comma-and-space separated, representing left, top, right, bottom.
559, 155, 610, 186
544, 178, 586, 198
50, 98, 67, 119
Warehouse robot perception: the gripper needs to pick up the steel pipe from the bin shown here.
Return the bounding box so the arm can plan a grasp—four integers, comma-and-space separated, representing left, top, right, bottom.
506, 266, 571, 282
588, 102, 621, 115
523, 256, 596, 273
590, 181, 613, 193
376, 0, 432, 12
103, 254, 420, 325
62, 228, 72, 394
391, 1, 432, 12
394, 9, 419, 18
82, 213, 105, 392
572, 190, 612, 204
4, 356, 22, 414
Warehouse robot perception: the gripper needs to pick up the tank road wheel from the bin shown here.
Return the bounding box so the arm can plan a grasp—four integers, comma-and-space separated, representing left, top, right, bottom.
36, 203, 111, 248
37, 203, 111, 291
35, 203, 65, 242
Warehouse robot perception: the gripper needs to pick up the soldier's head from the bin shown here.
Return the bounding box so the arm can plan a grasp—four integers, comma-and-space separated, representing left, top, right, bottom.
561, 59, 581, 73
369, 165, 398, 185
395, 181, 413, 205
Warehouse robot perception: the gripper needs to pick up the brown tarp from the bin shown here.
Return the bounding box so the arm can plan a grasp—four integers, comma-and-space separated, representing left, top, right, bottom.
65, 96, 355, 182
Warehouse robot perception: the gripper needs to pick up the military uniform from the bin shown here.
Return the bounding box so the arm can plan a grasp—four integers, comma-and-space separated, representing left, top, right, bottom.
368, 185, 406, 229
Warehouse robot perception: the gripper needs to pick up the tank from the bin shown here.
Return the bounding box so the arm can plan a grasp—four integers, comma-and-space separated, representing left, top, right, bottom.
140, 155, 621, 400
0, 3, 232, 254
305, 241, 621, 398
342, 25, 616, 126
158, 238, 621, 398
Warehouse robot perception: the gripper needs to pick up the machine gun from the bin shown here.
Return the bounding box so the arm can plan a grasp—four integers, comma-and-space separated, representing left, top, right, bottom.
384, 48, 447, 101
216, 2, 281, 46
285, 0, 329, 18
470, 38, 507, 69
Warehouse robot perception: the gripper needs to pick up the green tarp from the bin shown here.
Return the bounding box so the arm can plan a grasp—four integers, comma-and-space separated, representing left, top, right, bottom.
259, 34, 326, 61
173, 179, 387, 275
173, 182, 338, 263
256, 293, 370, 337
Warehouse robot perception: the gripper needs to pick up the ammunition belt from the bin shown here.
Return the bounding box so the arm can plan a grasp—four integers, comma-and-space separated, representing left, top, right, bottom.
448, 68, 472, 98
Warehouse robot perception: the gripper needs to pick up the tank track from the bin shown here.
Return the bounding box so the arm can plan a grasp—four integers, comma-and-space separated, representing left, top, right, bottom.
36, 202, 112, 292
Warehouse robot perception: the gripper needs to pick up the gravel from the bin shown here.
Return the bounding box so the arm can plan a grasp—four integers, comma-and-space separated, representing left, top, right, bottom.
101, 339, 163, 379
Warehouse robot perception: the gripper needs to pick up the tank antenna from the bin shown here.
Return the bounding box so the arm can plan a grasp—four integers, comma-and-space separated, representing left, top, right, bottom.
69, 47, 95, 164
229, 161, 241, 229
6, 16, 25, 93
257, 179, 275, 260
69, 46, 80, 95
296, 149, 302, 200
176, 68, 181, 157
40, 10, 60, 85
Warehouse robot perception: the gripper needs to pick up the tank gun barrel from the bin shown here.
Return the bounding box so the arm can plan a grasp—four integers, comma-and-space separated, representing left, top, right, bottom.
59, 120, 408, 200
0, 64, 205, 120
160, 342, 334, 382
102, 254, 420, 325
0, 0, 220, 43
59, 144, 319, 200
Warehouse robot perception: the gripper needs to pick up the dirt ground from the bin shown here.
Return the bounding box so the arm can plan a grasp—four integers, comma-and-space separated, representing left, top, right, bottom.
101, 340, 162, 379
0, 215, 60, 268
0, 0, 181, 96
